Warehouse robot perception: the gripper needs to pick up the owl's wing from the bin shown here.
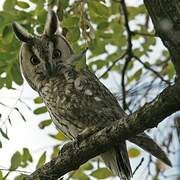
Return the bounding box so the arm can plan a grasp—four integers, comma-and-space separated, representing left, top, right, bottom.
72, 68, 126, 127
74, 69, 171, 166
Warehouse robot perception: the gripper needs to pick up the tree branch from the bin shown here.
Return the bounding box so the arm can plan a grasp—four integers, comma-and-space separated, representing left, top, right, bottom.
99, 51, 127, 79
120, 0, 133, 111
133, 55, 171, 85
144, 0, 180, 78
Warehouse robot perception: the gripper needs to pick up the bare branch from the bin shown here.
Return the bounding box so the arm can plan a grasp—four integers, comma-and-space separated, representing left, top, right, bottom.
99, 51, 127, 78
133, 55, 171, 85
132, 158, 144, 175
132, 31, 155, 37
120, 0, 133, 111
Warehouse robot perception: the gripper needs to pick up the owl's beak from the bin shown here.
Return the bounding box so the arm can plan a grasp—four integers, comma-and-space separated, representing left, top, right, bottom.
45, 62, 53, 76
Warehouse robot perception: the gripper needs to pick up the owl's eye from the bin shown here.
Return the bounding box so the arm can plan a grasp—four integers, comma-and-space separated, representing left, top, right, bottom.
30, 55, 40, 65
53, 49, 61, 59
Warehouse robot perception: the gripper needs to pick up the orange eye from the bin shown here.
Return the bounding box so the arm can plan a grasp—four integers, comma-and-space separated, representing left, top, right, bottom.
30, 55, 40, 65
53, 49, 61, 59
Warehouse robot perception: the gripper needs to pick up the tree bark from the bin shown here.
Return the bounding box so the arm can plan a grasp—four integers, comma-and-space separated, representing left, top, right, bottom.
27, 1, 180, 179
144, 0, 180, 77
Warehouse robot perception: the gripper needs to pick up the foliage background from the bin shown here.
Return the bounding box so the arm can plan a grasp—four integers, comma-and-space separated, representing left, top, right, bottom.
0, 0, 179, 179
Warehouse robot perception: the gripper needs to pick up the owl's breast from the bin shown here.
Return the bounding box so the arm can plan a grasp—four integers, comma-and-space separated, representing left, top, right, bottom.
39, 75, 84, 137
39, 68, 125, 137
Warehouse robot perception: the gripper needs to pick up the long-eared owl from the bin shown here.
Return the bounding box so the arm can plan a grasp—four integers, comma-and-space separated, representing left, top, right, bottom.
12, 10, 171, 180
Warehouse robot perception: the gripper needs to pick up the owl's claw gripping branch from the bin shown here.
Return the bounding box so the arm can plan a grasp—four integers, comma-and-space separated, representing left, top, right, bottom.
61, 127, 99, 153
76, 126, 99, 142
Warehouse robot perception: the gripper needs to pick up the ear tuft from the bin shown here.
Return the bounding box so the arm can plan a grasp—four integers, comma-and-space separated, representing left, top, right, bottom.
44, 10, 58, 37
12, 22, 33, 43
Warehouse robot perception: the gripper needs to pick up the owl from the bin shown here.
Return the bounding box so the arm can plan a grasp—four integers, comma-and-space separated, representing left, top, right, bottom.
12, 10, 171, 180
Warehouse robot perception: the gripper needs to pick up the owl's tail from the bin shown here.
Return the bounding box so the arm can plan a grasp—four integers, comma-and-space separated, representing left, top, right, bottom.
101, 142, 132, 180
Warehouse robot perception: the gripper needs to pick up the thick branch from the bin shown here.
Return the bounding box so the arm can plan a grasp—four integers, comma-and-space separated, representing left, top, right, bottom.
27, 82, 180, 180
144, 0, 180, 77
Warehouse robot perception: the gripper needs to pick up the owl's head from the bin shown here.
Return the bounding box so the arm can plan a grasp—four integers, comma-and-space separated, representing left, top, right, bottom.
12, 10, 74, 90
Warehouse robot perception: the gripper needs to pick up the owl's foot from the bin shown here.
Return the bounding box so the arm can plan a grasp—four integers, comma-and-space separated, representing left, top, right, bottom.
76, 126, 99, 143
61, 127, 99, 154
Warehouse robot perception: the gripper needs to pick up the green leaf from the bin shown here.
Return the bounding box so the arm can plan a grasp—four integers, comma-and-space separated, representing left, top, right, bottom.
111, 0, 119, 14
89, 60, 107, 70
90, 39, 106, 55
22, 148, 33, 163
34, 97, 43, 104
2, 25, 14, 43
72, 170, 90, 180
16, 1, 30, 9
97, 21, 109, 30
0, 128, 9, 140
38, 119, 52, 129
6, 72, 13, 89
0, 140, 2, 148
36, 152, 46, 169
81, 162, 93, 170
101, 72, 108, 79
51, 145, 60, 159
33, 106, 47, 115
15, 174, 27, 180
10, 151, 22, 171
99, 33, 112, 39
134, 69, 142, 81
88, 1, 109, 17
3, 0, 15, 11
91, 168, 113, 179
49, 132, 67, 141
63, 16, 80, 27
166, 63, 175, 79
0, 171, 3, 179
57, 0, 69, 10
128, 147, 141, 158
71, 51, 87, 71
11, 63, 23, 85
128, 5, 146, 19
67, 27, 80, 42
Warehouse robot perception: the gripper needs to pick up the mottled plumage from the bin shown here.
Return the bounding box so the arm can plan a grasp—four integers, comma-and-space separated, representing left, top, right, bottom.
12, 10, 171, 180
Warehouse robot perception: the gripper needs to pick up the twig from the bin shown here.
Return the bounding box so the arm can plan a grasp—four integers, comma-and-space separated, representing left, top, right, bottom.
0, 85, 25, 127
145, 155, 153, 179
134, 55, 171, 86
121, 56, 132, 112
99, 51, 127, 79
0, 168, 31, 174
132, 31, 155, 37
120, 0, 133, 111
132, 157, 144, 175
